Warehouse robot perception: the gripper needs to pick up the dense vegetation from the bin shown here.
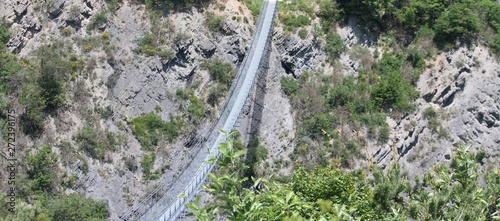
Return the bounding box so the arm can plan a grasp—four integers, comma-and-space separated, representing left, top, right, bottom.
0, 20, 113, 221
276, 0, 500, 168
188, 133, 500, 220
130, 112, 184, 151
0, 20, 19, 140
0, 145, 110, 220
320, 0, 500, 50
201, 59, 235, 106
281, 45, 421, 167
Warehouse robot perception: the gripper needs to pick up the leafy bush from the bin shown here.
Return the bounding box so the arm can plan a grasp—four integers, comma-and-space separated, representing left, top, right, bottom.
480, 0, 500, 32
158, 49, 174, 60
492, 34, 500, 54
136, 33, 157, 56
206, 11, 224, 33
281, 14, 311, 32
34, 45, 67, 110
242, 0, 262, 21
298, 28, 308, 39
51, 194, 109, 221
406, 47, 425, 69
201, 59, 234, 86
75, 126, 118, 160
433, 3, 479, 46
293, 166, 357, 203
191, 136, 500, 221
371, 54, 418, 111
207, 83, 228, 106
187, 93, 207, 122
141, 152, 158, 179
324, 33, 345, 59
145, 0, 193, 11
18, 45, 70, 135
25, 145, 57, 193
86, 10, 108, 31
317, 0, 341, 32
130, 112, 183, 150
0, 45, 19, 95
124, 156, 138, 172
0, 21, 10, 46
378, 123, 390, 143
280, 76, 299, 97
422, 106, 436, 119
302, 113, 335, 138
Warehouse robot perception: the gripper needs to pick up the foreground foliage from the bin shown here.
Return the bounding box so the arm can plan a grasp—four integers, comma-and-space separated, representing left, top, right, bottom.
188, 134, 500, 220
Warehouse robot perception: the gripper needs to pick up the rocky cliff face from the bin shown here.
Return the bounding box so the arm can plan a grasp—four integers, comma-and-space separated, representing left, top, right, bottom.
2, 0, 499, 218
1, 0, 254, 219
385, 45, 500, 176
257, 16, 499, 177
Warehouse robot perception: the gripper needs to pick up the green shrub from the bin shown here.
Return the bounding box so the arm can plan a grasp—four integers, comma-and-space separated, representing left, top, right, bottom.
145, 0, 192, 11
34, 45, 67, 110
25, 145, 57, 193
302, 113, 335, 138
0, 21, 10, 46
141, 153, 155, 179
298, 28, 308, 39
423, 107, 436, 119
317, 0, 341, 32
187, 93, 207, 122
280, 76, 299, 97
281, 14, 311, 32
324, 33, 345, 59
136, 33, 157, 56
406, 47, 425, 69
175, 88, 191, 101
371, 54, 418, 112
60, 27, 73, 37
207, 83, 228, 106
51, 194, 109, 221
433, 3, 479, 46
492, 34, 500, 54
75, 126, 118, 160
479, 0, 500, 32
206, 11, 224, 33
76, 126, 103, 159
158, 49, 174, 60
293, 165, 356, 203
378, 123, 390, 143
87, 10, 108, 31
242, 0, 262, 21
124, 156, 138, 172
0, 48, 19, 95
201, 59, 234, 86
130, 112, 183, 150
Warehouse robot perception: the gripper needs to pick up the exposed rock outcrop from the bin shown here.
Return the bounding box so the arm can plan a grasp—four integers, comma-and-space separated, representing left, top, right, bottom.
375, 45, 500, 176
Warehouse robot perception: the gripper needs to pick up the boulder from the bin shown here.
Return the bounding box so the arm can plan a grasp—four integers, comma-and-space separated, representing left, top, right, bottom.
47, 0, 65, 17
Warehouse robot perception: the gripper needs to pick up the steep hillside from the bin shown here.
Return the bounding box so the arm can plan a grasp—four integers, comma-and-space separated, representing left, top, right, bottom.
1, 0, 499, 220
252, 0, 500, 180
0, 0, 256, 219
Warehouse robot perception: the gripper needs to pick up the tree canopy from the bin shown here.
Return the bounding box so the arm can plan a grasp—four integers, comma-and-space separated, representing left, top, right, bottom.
188, 133, 500, 220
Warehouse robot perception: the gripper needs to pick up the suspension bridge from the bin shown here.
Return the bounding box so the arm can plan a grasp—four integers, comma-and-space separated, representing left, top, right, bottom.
120, 0, 278, 220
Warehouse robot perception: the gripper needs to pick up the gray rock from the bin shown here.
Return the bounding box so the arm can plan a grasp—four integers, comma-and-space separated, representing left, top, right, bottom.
196, 38, 216, 58
47, 0, 65, 17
